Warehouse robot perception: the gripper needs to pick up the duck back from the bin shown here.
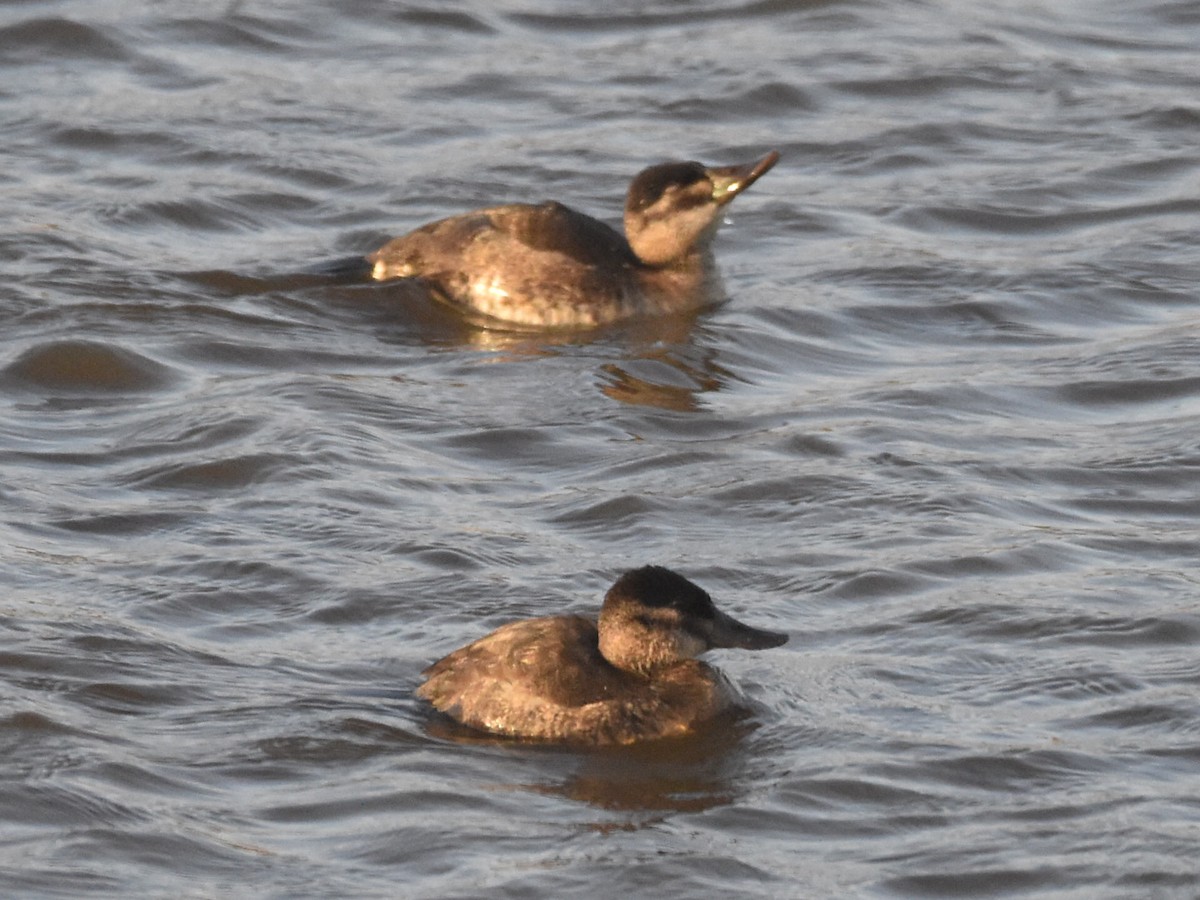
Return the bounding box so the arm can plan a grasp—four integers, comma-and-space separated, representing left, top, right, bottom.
417, 614, 731, 744
369, 202, 648, 328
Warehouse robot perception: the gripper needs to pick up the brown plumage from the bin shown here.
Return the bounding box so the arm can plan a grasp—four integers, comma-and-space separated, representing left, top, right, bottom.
416, 566, 788, 745
368, 151, 779, 329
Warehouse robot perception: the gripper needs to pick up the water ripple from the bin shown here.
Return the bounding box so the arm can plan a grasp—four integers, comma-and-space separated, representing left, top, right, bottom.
4, 0, 1200, 895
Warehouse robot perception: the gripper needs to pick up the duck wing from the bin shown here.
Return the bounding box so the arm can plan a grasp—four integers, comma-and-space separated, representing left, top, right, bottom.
494, 202, 638, 269
417, 615, 630, 729
368, 203, 642, 327
370, 203, 636, 275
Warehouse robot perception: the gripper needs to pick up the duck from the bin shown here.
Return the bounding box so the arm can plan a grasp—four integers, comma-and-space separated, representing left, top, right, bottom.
416, 565, 788, 745
367, 151, 780, 329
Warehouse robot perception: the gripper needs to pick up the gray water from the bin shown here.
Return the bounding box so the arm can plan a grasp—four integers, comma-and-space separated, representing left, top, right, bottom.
3, 0, 1200, 896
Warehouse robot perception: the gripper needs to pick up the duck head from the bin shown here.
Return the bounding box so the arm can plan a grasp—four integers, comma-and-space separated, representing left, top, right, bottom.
597, 565, 788, 676
622, 150, 780, 267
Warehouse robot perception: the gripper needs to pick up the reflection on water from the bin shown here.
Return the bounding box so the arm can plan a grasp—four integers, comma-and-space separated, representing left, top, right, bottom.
429, 710, 758, 822
599, 338, 732, 411
540, 716, 759, 818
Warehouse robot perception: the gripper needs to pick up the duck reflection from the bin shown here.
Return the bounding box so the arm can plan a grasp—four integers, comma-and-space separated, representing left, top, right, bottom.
425, 709, 767, 823
392, 297, 739, 411
204, 256, 744, 411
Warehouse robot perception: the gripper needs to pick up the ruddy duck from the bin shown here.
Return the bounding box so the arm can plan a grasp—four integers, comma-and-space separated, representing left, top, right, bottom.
416, 565, 788, 745
368, 151, 780, 329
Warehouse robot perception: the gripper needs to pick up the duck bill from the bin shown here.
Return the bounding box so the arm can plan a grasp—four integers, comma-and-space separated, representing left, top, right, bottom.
707, 608, 789, 650
708, 150, 780, 205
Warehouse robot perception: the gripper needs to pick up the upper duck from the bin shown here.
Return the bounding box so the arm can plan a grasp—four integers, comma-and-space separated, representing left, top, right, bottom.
368, 151, 780, 329
416, 565, 788, 745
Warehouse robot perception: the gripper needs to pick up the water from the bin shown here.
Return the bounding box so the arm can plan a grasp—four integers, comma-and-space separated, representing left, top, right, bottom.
3, 0, 1200, 896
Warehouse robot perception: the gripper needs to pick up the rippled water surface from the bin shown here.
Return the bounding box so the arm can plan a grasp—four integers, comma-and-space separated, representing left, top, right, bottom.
4, 0, 1200, 896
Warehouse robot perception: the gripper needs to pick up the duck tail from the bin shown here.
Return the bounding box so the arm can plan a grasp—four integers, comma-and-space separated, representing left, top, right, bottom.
309, 255, 374, 281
